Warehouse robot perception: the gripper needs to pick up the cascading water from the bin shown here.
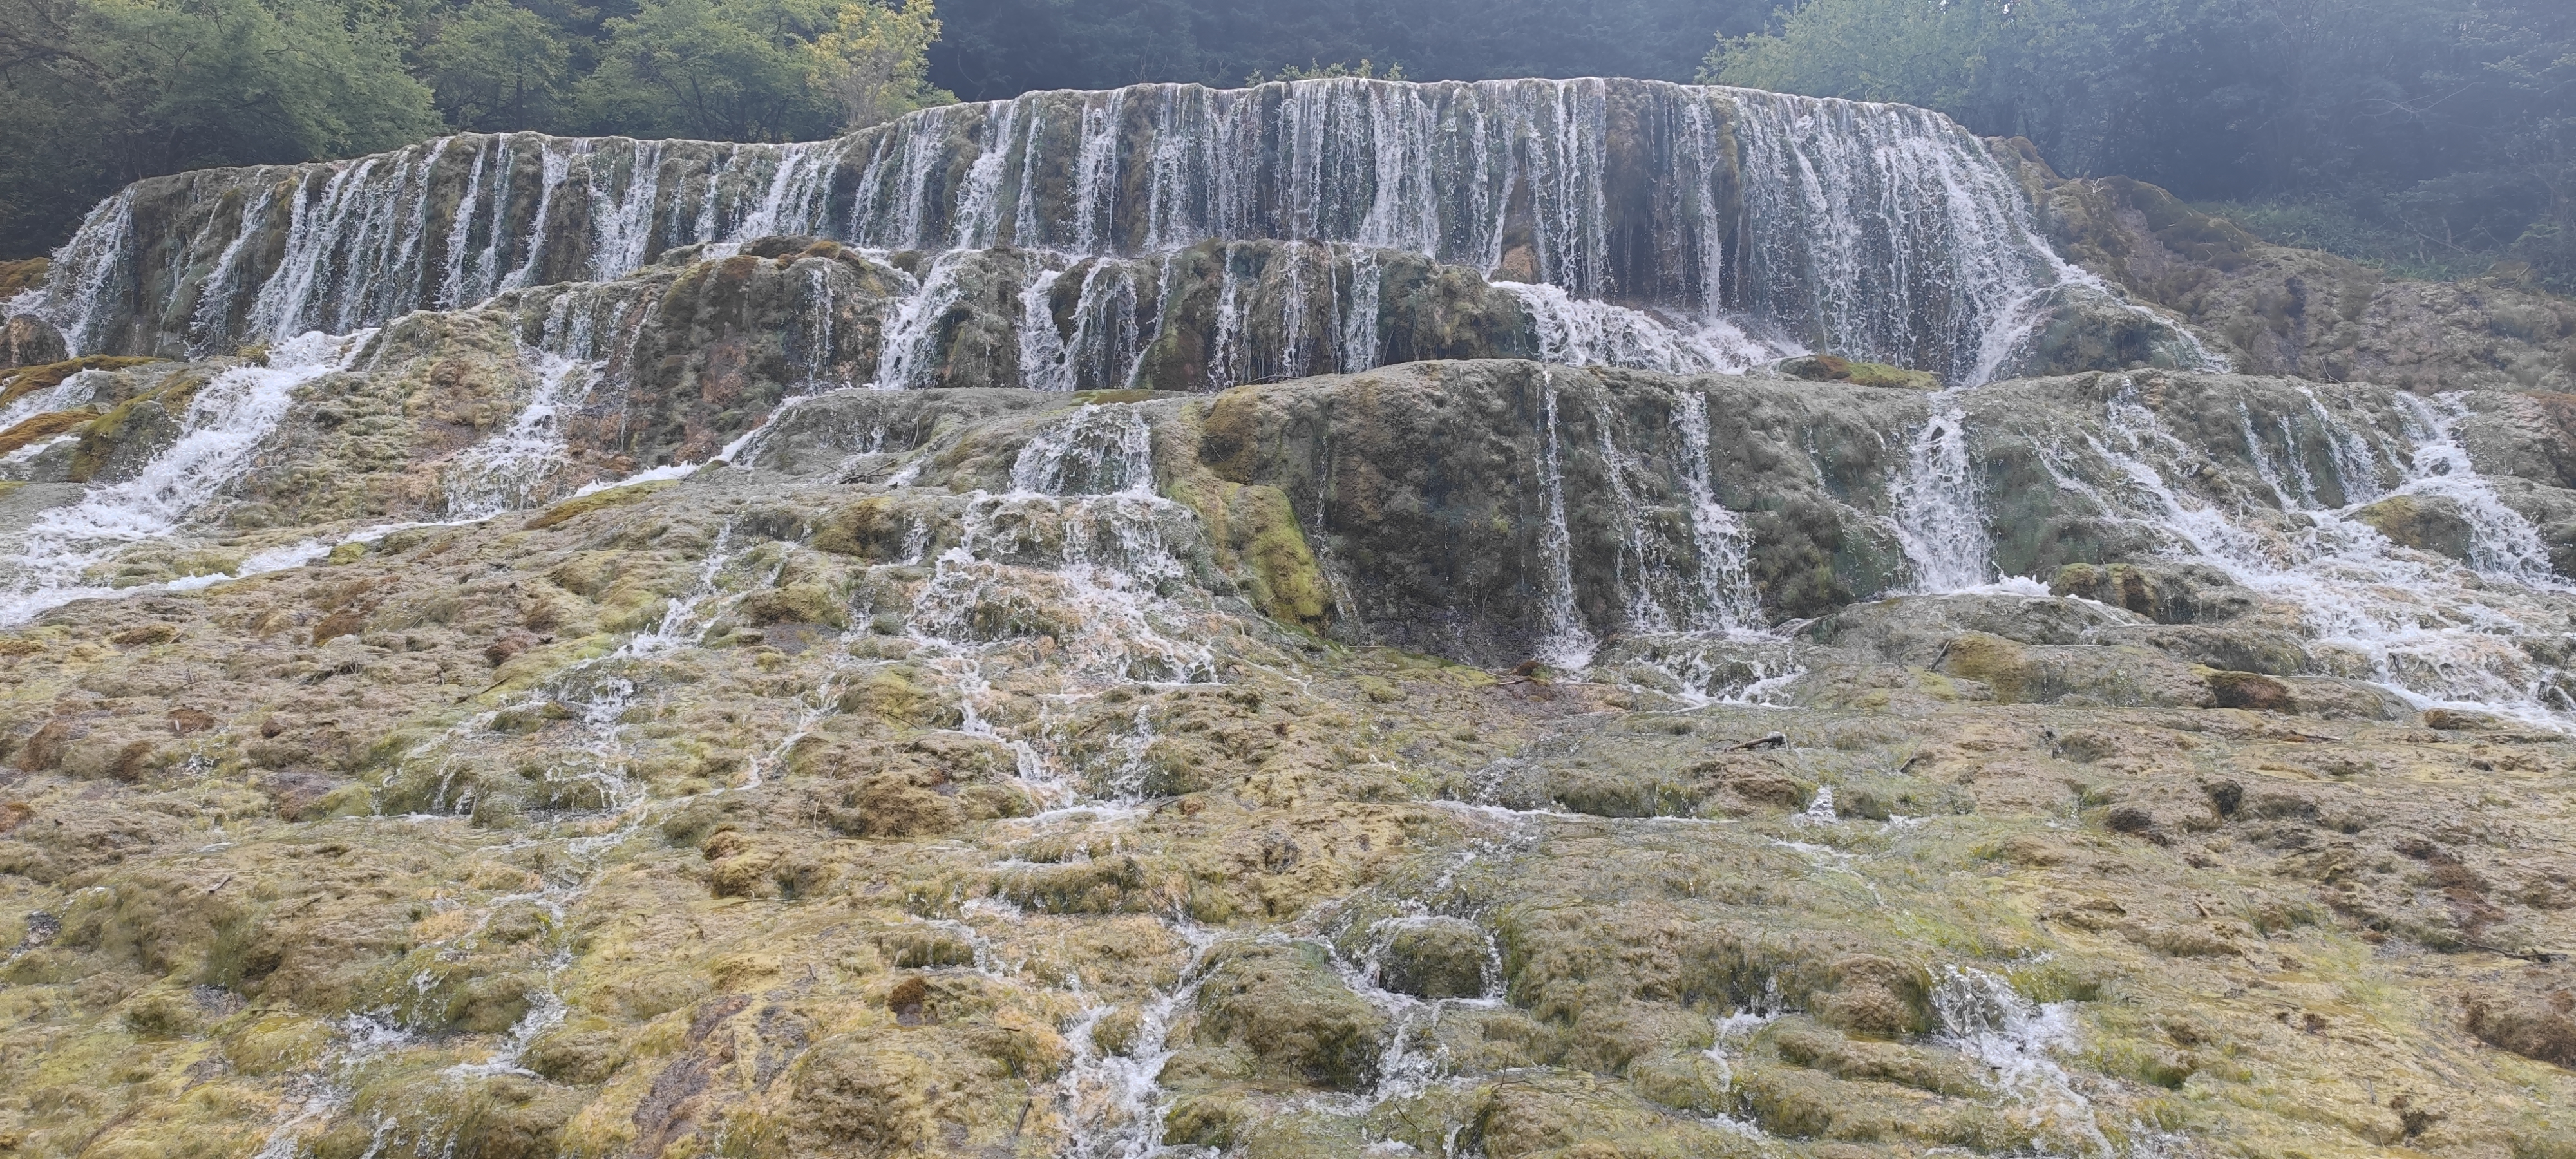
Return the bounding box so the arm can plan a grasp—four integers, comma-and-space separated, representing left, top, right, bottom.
440, 292, 625, 518
1728, 90, 2107, 388
0, 328, 372, 625
1674, 391, 1760, 631
1533, 371, 1598, 668
2031, 375, 2576, 723
1893, 387, 1996, 592
1931, 966, 2114, 1156
20, 78, 2179, 392
1502, 281, 1779, 375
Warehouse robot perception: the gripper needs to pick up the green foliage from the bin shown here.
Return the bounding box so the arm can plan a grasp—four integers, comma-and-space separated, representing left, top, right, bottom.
2192, 199, 2497, 283
575, 0, 841, 140
0, 0, 440, 254
417, 0, 575, 130
925, 0, 1776, 100
809, 0, 953, 131
1705, 0, 2576, 288
0, 0, 957, 256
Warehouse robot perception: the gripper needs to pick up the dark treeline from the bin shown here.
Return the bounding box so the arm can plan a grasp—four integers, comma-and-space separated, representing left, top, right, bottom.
924, 0, 1768, 97
1, 0, 2567, 290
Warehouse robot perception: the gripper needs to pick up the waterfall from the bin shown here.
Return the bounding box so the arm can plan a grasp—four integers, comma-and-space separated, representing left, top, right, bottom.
23, 78, 2181, 388
2394, 395, 2562, 586
1017, 264, 1072, 392
1337, 248, 1382, 373
442, 292, 622, 518
1592, 402, 1676, 633
1893, 386, 1994, 591
0, 328, 373, 625
952, 102, 1016, 249
191, 183, 278, 351
2045, 375, 2576, 723
1728, 91, 2080, 387
870, 255, 967, 390
18, 187, 136, 355
591, 140, 665, 278
1009, 404, 1157, 496
1674, 391, 1759, 630
1209, 245, 1248, 388
1533, 370, 1597, 667
1502, 281, 1779, 374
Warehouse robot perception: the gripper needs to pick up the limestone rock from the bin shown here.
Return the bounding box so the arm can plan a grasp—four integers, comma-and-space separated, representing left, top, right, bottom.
1373, 916, 1490, 999
0, 314, 65, 369
1191, 940, 1388, 1090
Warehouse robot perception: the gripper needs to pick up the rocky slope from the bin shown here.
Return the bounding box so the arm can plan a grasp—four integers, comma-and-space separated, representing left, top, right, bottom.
0, 349, 2573, 1158
1, 77, 2575, 1159
2020, 158, 2576, 395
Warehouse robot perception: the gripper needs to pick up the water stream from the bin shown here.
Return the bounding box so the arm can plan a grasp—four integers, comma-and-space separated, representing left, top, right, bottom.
21, 79, 2170, 390
0, 329, 374, 625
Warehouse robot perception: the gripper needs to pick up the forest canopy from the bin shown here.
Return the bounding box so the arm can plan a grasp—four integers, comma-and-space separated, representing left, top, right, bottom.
0, 0, 2568, 290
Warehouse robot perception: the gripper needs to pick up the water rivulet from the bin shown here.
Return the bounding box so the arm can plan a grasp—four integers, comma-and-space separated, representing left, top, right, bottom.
5, 83, 2576, 1159
14, 79, 2196, 386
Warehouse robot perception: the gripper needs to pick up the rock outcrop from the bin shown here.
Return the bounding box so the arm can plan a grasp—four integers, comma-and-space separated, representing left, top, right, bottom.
1, 79, 2573, 1159
2027, 163, 2576, 394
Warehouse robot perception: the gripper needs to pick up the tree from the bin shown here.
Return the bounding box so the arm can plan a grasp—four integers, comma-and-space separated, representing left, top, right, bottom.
419, 0, 575, 129
922, 0, 1776, 100
577, 0, 840, 140
808, 0, 952, 133
0, 0, 439, 256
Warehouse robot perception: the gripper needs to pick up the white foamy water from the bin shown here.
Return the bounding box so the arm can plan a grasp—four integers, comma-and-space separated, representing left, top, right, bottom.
1895, 385, 1994, 590
1933, 966, 2114, 1156
0, 329, 371, 624
1868, 370, 2576, 724
2074, 379, 2573, 723
30, 79, 2183, 395
1502, 280, 1783, 375
1533, 370, 1597, 668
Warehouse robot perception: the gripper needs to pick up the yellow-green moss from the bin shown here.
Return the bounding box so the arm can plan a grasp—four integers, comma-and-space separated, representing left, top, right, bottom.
524, 480, 680, 529
812, 495, 907, 558
1075, 388, 1161, 405
1233, 484, 1329, 627
0, 256, 46, 297
66, 375, 207, 482
0, 354, 164, 408
1781, 353, 1940, 390
0, 408, 94, 456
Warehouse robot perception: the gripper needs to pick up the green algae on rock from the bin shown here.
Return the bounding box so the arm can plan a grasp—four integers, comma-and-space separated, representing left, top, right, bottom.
3, 73, 2576, 1159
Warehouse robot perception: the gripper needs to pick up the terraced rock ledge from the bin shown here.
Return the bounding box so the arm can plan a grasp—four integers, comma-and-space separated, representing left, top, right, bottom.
1, 77, 2573, 1159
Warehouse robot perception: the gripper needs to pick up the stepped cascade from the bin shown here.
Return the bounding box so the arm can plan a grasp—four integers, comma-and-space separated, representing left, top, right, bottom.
1, 78, 2573, 1159
14, 78, 2193, 389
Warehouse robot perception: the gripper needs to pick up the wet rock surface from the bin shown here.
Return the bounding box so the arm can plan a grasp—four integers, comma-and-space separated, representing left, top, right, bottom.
2035, 170, 2576, 395
0, 344, 2571, 1159
4, 76, 2576, 1159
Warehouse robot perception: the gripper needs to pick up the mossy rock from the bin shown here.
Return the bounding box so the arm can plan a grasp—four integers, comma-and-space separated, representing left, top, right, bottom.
1193, 939, 1388, 1091
1782, 353, 1940, 390
0, 256, 46, 297
1472, 1069, 1763, 1158
0, 354, 161, 406
2353, 495, 2474, 561
66, 375, 204, 482
523, 479, 679, 529
0, 408, 94, 457
1374, 916, 1490, 999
